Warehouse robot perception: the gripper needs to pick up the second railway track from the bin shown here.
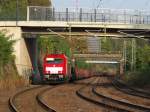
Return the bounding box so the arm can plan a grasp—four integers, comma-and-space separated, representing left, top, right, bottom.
9, 76, 150, 112
76, 75, 150, 112
112, 78, 150, 99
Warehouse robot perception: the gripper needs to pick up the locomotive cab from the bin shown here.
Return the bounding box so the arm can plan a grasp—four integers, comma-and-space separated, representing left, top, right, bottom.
43, 54, 69, 82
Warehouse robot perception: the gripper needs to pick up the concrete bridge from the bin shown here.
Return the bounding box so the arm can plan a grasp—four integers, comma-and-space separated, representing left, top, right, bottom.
0, 6, 150, 76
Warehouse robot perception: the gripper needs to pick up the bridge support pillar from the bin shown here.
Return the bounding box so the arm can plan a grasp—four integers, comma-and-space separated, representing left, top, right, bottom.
0, 27, 32, 76
25, 38, 41, 83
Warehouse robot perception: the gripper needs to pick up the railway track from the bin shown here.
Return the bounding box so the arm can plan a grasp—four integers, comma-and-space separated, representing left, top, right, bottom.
8, 76, 150, 112
9, 85, 56, 112
36, 86, 56, 112
93, 86, 150, 112
112, 78, 150, 99
76, 75, 150, 112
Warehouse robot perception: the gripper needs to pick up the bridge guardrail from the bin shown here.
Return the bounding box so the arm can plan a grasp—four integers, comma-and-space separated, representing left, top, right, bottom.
28, 6, 150, 24
0, 5, 150, 25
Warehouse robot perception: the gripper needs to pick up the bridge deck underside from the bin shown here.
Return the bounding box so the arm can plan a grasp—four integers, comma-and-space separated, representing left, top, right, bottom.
21, 26, 150, 38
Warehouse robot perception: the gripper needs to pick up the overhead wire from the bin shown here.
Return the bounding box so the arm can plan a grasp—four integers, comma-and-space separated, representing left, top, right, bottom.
97, 0, 102, 9
118, 30, 149, 41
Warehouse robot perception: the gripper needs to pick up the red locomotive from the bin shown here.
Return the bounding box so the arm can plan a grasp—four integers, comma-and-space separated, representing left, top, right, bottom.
42, 54, 93, 83
43, 54, 71, 82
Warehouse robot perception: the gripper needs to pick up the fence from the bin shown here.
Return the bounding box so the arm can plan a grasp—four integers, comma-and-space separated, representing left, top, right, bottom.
1, 5, 150, 24
16, 64, 32, 79
28, 6, 150, 24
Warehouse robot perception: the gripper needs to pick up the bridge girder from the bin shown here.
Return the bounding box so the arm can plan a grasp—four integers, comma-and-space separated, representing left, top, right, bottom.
73, 53, 122, 61
22, 26, 150, 39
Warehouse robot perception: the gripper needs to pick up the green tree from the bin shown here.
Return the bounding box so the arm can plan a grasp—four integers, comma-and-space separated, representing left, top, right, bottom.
37, 36, 71, 65
0, 32, 15, 77
124, 39, 150, 86
0, 0, 27, 20
136, 44, 150, 70
28, 0, 51, 6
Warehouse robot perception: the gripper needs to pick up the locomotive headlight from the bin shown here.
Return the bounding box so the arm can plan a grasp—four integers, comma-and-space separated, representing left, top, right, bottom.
46, 58, 54, 61
59, 75, 63, 78
58, 71, 62, 74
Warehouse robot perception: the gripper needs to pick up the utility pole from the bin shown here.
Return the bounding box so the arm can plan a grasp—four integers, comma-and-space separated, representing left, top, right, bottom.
131, 38, 136, 71
103, 24, 107, 42
123, 40, 127, 72
69, 25, 75, 65
134, 39, 136, 71
69, 24, 72, 56
97, 0, 102, 9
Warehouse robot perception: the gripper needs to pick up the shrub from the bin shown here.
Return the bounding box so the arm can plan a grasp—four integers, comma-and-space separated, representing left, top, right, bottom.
0, 32, 16, 77
28, 0, 51, 6
0, 0, 27, 20
0, 32, 28, 90
124, 69, 150, 87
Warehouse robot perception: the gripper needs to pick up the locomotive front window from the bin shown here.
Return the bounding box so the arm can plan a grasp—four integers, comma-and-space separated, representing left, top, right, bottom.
46, 58, 63, 64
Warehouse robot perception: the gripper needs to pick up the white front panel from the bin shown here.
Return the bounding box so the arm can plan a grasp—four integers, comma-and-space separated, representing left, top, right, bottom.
46, 67, 63, 74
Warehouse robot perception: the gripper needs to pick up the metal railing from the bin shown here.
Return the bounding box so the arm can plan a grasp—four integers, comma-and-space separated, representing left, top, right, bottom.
28, 6, 150, 24
1, 5, 150, 25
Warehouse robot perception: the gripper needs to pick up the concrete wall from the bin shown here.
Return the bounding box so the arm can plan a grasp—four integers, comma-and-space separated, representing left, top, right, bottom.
1, 21, 150, 30
0, 27, 32, 76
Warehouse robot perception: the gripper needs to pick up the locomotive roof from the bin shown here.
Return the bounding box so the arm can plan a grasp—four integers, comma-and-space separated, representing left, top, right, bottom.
45, 54, 67, 58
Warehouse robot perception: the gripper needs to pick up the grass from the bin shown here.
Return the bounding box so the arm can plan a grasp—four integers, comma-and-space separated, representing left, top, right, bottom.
0, 76, 29, 91
0, 64, 29, 91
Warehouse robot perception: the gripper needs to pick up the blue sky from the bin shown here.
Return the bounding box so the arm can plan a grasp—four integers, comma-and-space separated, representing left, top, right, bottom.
51, 0, 150, 10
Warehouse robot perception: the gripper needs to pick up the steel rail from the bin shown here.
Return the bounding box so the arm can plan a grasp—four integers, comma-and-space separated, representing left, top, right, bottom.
112, 78, 150, 99
9, 85, 56, 112
9, 85, 43, 112
76, 76, 131, 112
36, 86, 57, 112
93, 86, 150, 112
